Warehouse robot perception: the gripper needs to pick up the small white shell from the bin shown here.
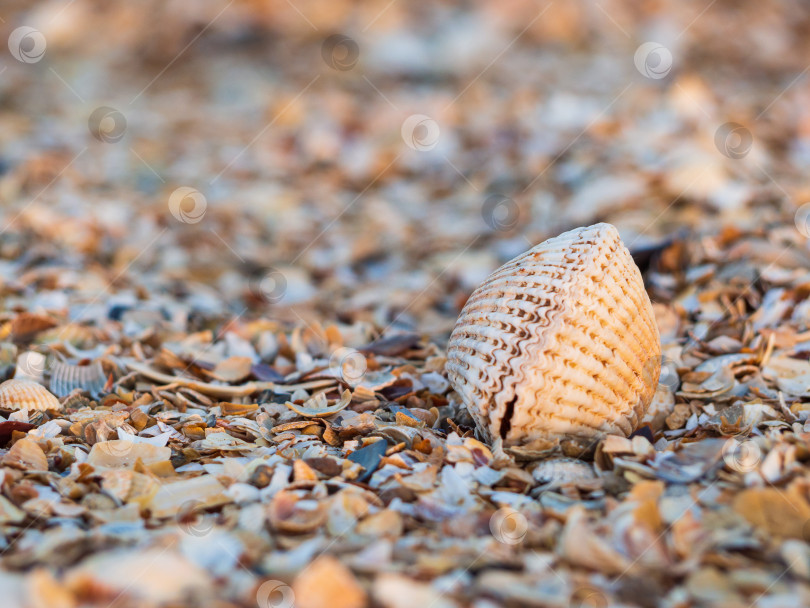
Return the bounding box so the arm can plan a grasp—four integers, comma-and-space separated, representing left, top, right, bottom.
446, 223, 660, 451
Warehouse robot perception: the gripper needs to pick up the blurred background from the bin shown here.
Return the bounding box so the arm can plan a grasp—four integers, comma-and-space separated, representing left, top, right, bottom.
1, 0, 809, 336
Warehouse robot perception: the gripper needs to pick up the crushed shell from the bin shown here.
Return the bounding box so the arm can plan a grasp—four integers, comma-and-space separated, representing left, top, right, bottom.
2, 2, 809, 606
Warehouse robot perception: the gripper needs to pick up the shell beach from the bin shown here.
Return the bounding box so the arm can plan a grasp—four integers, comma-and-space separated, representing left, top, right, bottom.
0, 1, 808, 607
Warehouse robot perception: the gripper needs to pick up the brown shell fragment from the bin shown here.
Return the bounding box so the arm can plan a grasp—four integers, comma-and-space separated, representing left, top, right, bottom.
446, 223, 661, 451
267, 490, 327, 534
0, 378, 63, 412
284, 390, 352, 418
11, 313, 58, 341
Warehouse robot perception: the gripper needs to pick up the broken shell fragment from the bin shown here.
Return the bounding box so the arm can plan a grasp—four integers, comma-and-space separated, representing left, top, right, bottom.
0, 378, 63, 412
87, 440, 171, 470
531, 457, 597, 489
446, 223, 661, 452
268, 490, 327, 534
284, 389, 352, 418
3, 437, 48, 470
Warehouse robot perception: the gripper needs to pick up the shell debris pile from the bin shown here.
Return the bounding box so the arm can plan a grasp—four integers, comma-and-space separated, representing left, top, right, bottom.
1, 1, 810, 607
0, 228, 806, 608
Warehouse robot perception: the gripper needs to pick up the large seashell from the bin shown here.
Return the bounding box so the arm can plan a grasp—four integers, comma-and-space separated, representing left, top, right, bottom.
446, 223, 660, 452
0, 378, 63, 411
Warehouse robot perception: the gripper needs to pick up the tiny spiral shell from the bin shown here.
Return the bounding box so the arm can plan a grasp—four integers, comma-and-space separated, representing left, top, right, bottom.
446, 223, 660, 452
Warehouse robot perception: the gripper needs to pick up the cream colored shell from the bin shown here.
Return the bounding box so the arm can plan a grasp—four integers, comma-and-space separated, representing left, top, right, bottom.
0, 378, 63, 411
446, 223, 660, 451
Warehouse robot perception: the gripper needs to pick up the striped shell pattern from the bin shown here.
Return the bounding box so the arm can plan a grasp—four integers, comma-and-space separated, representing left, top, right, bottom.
446, 223, 661, 450
0, 378, 62, 411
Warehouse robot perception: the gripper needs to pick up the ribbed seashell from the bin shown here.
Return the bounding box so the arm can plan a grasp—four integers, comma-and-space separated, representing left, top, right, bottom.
0, 378, 62, 411
49, 360, 107, 398
446, 223, 661, 452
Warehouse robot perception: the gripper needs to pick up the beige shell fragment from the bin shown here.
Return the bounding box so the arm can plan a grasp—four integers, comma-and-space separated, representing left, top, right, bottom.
87, 440, 171, 469
268, 490, 327, 534
0, 379, 62, 411
0, 495, 26, 524
447, 223, 661, 450
99, 469, 161, 505
64, 548, 211, 604
292, 555, 367, 608
146, 475, 230, 518
531, 457, 597, 489
285, 389, 352, 418
558, 506, 632, 574
3, 438, 48, 471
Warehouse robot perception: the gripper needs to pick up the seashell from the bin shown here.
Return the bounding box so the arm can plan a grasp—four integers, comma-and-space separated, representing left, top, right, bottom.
446, 436, 493, 466
36, 323, 98, 349
146, 475, 230, 518
10, 312, 58, 342
0, 495, 26, 524
61, 390, 93, 410
99, 469, 160, 505
446, 223, 661, 453
87, 440, 171, 469
0, 378, 63, 411
293, 459, 319, 482
15, 351, 47, 383
49, 360, 107, 398
191, 432, 256, 452
3, 437, 48, 470
268, 490, 327, 534
63, 548, 211, 603
372, 424, 422, 448
531, 457, 597, 489
284, 389, 352, 418
207, 356, 253, 383
292, 555, 367, 608
641, 384, 676, 433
